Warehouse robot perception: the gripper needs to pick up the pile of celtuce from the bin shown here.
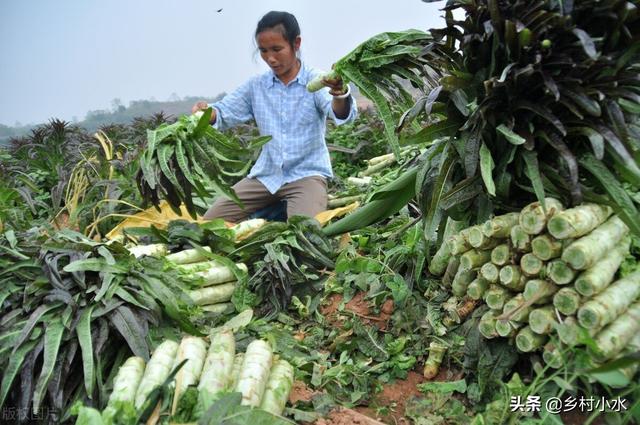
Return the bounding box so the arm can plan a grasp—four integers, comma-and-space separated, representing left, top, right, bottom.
430, 199, 640, 384
91, 331, 293, 423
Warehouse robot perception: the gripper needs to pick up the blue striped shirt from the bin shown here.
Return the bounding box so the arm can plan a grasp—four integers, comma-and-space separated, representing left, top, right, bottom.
210, 62, 357, 194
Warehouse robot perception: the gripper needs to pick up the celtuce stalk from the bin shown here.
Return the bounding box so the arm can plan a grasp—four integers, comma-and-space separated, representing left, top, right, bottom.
546, 260, 575, 285
482, 213, 520, 238
589, 301, 640, 361
491, 244, 511, 266
359, 157, 397, 176
557, 316, 598, 347
105, 356, 145, 411
166, 246, 212, 265
423, 341, 447, 379
553, 288, 581, 316
228, 353, 245, 390
201, 303, 232, 314
135, 340, 179, 409
327, 195, 363, 208
484, 285, 512, 310
346, 176, 372, 187
529, 306, 557, 335
499, 265, 526, 291
574, 237, 630, 297
531, 235, 563, 261
502, 294, 532, 322
523, 279, 558, 305
467, 226, 499, 249
510, 225, 531, 252
577, 271, 640, 329
542, 343, 563, 369
467, 277, 490, 300
562, 216, 628, 270
459, 249, 492, 271
479, 310, 500, 339
448, 234, 471, 256
127, 243, 168, 258
260, 359, 294, 416
236, 340, 274, 407
172, 337, 208, 415
188, 282, 236, 305
516, 326, 548, 352
197, 331, 236, 413
175, 260, 224, 274
193, 263, 248, 286
451, 269, 476, 297
520, 253, 544, 277
519, 198, 564, 235
480, 262, 500, 284
232, 218, 267, 241
442, 257, 460, 288
429, 241, 452, 276
495, 319, 522, 337
547, 203, 612, 239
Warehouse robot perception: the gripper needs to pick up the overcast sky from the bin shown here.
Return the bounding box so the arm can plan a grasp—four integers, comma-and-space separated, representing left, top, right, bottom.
0, 0, 449, 126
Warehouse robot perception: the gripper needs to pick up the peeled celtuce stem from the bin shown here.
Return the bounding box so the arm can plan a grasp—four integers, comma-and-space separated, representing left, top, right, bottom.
529, 306, 558, 335
482, 212, 520, 238
236, 340, 274, 407
547, 203, 612, 239
259, 359, 295, 416
201, 303, 232, 314
553, 288, 581, 316
166, 246, 212, 265
510, 225, 531, 252
589, 301, 640, 362
520, 253, 544, 277
128, 243, 168, 258
523, 279, 558, 305
194, 263, 248, 286
135, 340, 179, 409
228, 353, 245, 390
574, 237, 630, 297
531, 235, 563, 261
562, 216, 628, 270
491, 244, 511, 266
577, 271, 640, 329
423, 341, 447, 379
106, 356, 145, 409
232, 218, 267, 241
516, 326, 548, 352
188, 282, 236, 305
480, 262, 500, 283
519, 198, 564, 235
479, 310, 500, 339
197, 330, 236, 413
546, 260, 575, 285
459, 249, 492, 271
172, 337, 208, 415
484, 285, 512, 310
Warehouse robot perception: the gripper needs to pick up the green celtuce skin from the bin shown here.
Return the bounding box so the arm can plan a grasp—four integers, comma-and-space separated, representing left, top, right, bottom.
482, 212, 520, 238
134, 340, 179, 409
523, 279, 558, 305
562, 216, 629, 270
557, 316, 598, 347
166, 247, 212, 265
467, 277, 490, 300
459, 249, 492, 271
197, 331, 236, 414
480, 262, 500, 283
546, 260, 575, 285
359, 157, 396, 177
519, 198, 564, 235
306, 70, 340, 92
574, 237, 630, 297
232, 219, 267, 241
510, 225, 531, 252
499, 265, 525, 291
547, 203, 613, 239
423, 341, 447, 379
479, 310, 500, 339
502, 294, 532, 322
228, 353, 245, 390
529, 306, 557, 335
553, 288, 582, 316
590, 301, 640, 362
442, 257, 460, 288
484, 285, 512, 310
429, 241, 452, 276
448, 233, 472, 256
188, 282, 236, 305
193, 263, 248, 286
127, 243, 168, 258
577, 271, 640, 329
105, 356, 145, 408
467, 226, 499, 249
236, 340, 274, 407
515, 326, 548, 352
495, 319, 522, 337
259, 359, 295, 416
452, 269, 477, 297
200, 303, 232, 314
542, 343, 563, 369
172, 337, 208, 415
491, 244, 511, 266
520, 253, 544, 277
531, 235, 563, 261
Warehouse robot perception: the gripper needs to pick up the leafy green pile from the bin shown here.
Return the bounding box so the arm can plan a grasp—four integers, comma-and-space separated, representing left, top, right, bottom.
136, 109, 270, 218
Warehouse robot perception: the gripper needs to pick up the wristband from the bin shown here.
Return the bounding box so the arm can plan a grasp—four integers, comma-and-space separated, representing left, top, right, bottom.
331, 84, 351, 99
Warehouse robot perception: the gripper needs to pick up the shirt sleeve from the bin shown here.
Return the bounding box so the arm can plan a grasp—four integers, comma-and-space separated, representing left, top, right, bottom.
314, 84, 358, 126
209, 78, 254, 131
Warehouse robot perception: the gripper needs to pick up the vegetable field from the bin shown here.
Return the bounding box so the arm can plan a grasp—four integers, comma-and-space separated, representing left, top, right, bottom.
1, 1, 640, 424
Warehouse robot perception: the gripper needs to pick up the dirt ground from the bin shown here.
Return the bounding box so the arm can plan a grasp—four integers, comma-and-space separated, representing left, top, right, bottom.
320, 291, 394, 330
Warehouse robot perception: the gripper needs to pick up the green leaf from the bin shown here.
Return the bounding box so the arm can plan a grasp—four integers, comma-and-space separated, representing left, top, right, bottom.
32, 319, 65, 413
63, 258, 127, 274
109, 305, 149, 360
418, 379, 467, 394
479, 143, 496, 196
77, 306, 95, 398
496, 124, 526, 145
570, 127, 604, 159
0, 340, 37, 408
522, 150, 546, 206
572, 28, 598, 60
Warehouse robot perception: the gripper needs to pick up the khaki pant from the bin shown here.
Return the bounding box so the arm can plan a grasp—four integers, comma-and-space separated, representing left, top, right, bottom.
203, 176, 327, 223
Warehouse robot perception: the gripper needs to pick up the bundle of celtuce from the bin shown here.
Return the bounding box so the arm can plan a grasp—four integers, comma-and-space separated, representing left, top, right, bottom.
75, 332, 294, 424
136, 108, 270, 218
430, 199, 640, 385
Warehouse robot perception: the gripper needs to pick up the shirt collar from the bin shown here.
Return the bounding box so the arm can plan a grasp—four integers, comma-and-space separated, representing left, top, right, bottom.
263, 60, 309, 88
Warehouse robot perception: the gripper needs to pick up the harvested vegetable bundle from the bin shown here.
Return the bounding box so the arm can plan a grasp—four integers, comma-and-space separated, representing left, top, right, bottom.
136, 109, 270, 218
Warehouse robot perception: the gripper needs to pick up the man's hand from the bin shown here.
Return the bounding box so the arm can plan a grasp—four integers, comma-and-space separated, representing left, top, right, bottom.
191, 101, 217, 124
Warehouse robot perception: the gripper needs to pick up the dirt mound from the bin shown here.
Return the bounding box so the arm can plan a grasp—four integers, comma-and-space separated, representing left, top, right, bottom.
319, 292, 394, 330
